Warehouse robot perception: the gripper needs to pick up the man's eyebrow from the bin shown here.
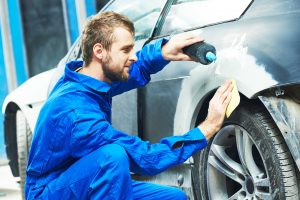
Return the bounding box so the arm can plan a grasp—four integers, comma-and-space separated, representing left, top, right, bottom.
121, 44, 134, 49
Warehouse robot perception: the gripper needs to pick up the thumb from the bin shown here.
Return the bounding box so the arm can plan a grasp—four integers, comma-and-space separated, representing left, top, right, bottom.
178, 53, 193, 61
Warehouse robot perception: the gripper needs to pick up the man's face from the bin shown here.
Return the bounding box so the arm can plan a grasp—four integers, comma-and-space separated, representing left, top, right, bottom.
102, 27, 137, 82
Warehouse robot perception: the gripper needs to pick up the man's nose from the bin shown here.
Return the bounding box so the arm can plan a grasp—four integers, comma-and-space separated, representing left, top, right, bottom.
129, 53, 138, 62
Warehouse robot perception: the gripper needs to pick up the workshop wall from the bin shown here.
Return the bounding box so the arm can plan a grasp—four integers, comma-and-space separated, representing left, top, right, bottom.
0, 0, 108, 162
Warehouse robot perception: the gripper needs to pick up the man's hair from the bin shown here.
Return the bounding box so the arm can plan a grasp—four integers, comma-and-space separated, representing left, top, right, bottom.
81, 11, 135, 65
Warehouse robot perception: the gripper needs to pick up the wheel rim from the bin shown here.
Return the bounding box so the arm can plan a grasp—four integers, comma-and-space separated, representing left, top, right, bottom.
207, 125, 272, 200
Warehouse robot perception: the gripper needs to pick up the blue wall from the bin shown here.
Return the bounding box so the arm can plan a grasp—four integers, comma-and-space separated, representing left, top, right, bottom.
7, 0, 28, 85
85, 0, 96, 17
0, 0, 28, 161
0, 0, 98, 161
66, 0, 79, 44
0, 25, 9, 160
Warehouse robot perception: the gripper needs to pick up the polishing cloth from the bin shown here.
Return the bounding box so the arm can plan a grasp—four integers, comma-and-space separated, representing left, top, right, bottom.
226, 80, 240, 118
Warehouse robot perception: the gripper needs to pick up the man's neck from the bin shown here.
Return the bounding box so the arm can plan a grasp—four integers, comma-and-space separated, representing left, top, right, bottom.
80, 61, 111, 84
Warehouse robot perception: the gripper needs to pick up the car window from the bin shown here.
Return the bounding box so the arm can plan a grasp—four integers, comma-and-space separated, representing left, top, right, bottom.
160, 0, 252, 35
104, 0, 167, 40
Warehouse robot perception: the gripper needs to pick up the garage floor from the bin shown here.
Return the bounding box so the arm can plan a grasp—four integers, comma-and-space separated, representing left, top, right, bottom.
0, 165, 21, 200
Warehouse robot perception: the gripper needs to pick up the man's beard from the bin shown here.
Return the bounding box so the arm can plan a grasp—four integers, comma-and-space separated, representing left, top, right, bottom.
102, 54, 129, 82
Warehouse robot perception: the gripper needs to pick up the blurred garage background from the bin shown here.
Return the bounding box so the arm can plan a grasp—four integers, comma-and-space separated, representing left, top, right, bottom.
0, 0, 109, 164
0, 1, 109, 198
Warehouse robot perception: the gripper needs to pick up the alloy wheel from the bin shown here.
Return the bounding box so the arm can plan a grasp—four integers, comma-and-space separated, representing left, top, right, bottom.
207, 125, 271, 200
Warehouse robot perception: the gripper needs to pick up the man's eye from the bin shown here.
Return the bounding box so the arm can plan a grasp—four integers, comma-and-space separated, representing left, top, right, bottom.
123, 49, 130, 53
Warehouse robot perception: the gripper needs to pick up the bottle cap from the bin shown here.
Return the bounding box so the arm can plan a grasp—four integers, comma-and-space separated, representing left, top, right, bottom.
205, 51, 217, 62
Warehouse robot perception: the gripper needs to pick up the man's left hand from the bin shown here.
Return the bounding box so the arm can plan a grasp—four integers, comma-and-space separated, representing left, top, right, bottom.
162, 31, 204, 61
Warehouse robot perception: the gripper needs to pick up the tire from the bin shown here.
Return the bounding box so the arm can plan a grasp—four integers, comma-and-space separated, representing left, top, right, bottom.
16, 110, 32, 200
193, 101, 299, 200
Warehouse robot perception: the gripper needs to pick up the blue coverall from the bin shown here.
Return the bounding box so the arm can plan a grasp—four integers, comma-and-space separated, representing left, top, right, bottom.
25, 39, 208, 199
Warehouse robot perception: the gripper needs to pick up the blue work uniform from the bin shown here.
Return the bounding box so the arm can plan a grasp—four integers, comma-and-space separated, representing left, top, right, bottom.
25, 39, 208, 200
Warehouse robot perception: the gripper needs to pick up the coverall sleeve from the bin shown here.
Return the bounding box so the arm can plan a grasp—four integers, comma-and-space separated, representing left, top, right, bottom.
70, 109, 207, 176
110, 38, 170, 96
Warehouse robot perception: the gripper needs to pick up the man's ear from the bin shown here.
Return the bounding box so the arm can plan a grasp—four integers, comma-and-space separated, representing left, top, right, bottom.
93, 43, 105, 60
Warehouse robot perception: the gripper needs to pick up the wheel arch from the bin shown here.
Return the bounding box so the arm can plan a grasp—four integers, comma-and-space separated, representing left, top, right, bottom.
190, 82, 300, 172
192, 96, 300, 199
3, 98, 43, 177
193, 90, 266, 130
173, 56, 280, 137
173, 72, 259, 136
257, 85, 300, 172
4, 102, 21, 177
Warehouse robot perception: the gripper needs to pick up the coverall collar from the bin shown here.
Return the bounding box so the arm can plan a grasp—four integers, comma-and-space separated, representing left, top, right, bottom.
65, 60, 111, 93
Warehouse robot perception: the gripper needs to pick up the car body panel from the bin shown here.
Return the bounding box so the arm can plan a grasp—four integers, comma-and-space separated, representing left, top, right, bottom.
141, 0, 300, 142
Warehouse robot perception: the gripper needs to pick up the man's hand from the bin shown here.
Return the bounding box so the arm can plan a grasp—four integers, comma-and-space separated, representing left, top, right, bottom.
198, 80, 233, 140
162, 32, 203, 61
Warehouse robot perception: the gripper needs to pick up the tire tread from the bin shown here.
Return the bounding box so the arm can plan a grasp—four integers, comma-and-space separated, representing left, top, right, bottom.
16, 111, 32, 200
257, 107, 299, 198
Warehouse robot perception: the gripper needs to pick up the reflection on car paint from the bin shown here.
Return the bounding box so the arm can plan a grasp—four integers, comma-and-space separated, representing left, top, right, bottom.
215, 33, 278, 97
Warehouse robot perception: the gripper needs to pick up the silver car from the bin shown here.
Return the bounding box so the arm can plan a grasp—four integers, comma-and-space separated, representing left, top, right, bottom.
3, 0, 300, 199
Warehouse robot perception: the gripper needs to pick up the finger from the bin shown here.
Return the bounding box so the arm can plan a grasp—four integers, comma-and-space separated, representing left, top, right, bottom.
218, 80, 232, 96
224, 82, 234, 94
181, 30, 204, 39
211, 80, 232, 102
180, 37, 204, 49
221, 90, 232, 104
223, 92, 232, 106
178, 31, 199, 39
213, 86, 223, 98
178, 53, 193, 61
220, 82, 234, 102
215, 83, 228, 97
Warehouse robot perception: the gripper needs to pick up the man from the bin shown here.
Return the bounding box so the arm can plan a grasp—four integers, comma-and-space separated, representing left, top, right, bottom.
25, 11, 232, 199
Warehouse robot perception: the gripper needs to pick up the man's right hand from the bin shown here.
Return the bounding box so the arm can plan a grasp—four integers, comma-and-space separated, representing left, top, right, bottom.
198, 80, 233, 140
162, 31, 204, 61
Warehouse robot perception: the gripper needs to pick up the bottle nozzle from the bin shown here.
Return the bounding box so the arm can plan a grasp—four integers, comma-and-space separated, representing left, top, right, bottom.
205, 51, 217, 62
182, 41, 217, 65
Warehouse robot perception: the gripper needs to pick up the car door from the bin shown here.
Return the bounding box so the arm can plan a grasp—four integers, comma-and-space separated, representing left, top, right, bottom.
140, 0, 252, 143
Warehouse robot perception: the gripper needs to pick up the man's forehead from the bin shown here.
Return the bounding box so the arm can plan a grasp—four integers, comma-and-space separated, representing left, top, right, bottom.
112, 27, 134, 46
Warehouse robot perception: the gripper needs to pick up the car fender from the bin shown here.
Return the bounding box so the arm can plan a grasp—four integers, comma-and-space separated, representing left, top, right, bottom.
259, 96, 300, 171
2, 68, 57, 132
173, 42, 279, 136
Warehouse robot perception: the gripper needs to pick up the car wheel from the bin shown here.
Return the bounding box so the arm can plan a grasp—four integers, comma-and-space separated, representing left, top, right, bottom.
193, 102, 299, 200
16, 110, 32, 200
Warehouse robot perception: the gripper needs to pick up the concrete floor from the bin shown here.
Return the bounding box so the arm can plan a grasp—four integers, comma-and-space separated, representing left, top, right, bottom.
0, 165, 21, 200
